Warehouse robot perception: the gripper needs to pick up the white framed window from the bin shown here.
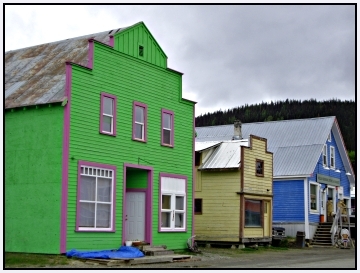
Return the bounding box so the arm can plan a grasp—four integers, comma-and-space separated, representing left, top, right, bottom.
132, 101, 147, 142
327, 133, 331, 142
159, 174, 187, 231
310, 182, 319, 212
100, 93, 117, 136
322, 145, 328, 167
330, 146, 335, 169
161, 109, 174, 147
76, 161, 116, 231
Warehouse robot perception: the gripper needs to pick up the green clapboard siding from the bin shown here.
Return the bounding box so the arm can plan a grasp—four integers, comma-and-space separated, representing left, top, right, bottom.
114, 22, 167, 68
5, 105, 63, 253
66, 31, 194, 251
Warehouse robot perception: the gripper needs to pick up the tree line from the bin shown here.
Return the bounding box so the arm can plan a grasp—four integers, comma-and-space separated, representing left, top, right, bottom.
195, 98, 355, 173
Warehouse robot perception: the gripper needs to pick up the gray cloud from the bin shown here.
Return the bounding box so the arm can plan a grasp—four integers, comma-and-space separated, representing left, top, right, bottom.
5, 4, 355, 116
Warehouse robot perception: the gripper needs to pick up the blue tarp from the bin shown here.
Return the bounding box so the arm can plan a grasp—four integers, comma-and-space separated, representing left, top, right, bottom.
66, 246, 145, 259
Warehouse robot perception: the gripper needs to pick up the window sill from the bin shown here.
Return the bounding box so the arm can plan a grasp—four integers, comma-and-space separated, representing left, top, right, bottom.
76, 228, 115, 232
161, 144, 174, 148
100, 131, 116, 137
133, 138, 147, 143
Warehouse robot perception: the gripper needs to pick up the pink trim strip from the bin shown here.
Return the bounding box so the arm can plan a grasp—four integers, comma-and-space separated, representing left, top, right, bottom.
109, 36, 114, 47
60, 63, 72, 253
87, 39, 94, 69
192, 105, 195, 241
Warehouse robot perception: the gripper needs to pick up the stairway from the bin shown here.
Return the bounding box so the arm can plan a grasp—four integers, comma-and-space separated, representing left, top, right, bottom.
312, 222, 333, 247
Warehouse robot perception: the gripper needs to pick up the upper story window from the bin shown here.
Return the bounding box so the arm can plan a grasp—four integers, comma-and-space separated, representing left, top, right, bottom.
100, 93, 117, 136
327, 133, 331, 142
139, 45, 144, 57
330, 146, 335, 169
161, 109, 174, 147
76, 161, 116, 232
323, 145, 328, 166
132, 101, 147, 142
256, 159, 264, 177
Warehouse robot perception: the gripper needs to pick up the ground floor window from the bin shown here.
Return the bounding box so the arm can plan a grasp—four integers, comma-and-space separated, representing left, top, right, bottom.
76, 161, 116, 231
310, 182, 319, 212
159, 174, 187, 231
245, 199, 261, 227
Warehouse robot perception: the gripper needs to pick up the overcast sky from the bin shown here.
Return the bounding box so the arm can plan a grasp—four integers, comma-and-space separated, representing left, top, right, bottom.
4, 4, 356, 117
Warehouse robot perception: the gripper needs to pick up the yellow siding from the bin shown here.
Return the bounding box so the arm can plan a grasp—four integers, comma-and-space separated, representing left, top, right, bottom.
243, 138, 273, 195
244, 227, 263, 237
195, 167, 202, 192
195, 171, 240, 241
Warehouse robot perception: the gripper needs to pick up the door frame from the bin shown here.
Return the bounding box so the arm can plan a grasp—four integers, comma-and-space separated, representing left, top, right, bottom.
122, 163, 153, 246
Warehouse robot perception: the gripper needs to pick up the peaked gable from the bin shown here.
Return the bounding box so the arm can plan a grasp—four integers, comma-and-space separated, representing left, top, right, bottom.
113, 22, 167, 68
195, 116, 355, 185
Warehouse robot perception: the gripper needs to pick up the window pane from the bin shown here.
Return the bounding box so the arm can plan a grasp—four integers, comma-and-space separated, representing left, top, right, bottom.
79, 202, 95, 227
96, 203, 111, 228
162, 195, 171, 209
310, 185, 317, 210
103, 97, 113, 115
163, 113, 171, 129
163, 129, 171, 144
135, 106, 144, 123
175, 212, 184, 228
328, 188, 333, 200
102, 116, 112, 132
135, 123, 143, 139
80, 176, 96, 201
97, 178, 111, 202
245, 200, 261, 226
175, 196, 184, 210
194, 199, 202, 213
161, 212, 171, 227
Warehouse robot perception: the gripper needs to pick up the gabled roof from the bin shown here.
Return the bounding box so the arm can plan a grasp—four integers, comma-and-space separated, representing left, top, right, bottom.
4, 24, 136, 109
199, 140, 249, 170
195, 141, 221, 152
195, 116, 355, 185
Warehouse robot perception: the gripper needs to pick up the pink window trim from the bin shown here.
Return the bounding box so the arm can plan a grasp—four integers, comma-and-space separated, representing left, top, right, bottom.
100, 92, 117, 136
158, 173, 187, 232
75, 160, 117, 232
161, 108, 174, 147
132, 101, 148, 142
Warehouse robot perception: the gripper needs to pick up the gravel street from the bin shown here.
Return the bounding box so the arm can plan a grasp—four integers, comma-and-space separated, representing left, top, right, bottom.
41, 245, 356, 269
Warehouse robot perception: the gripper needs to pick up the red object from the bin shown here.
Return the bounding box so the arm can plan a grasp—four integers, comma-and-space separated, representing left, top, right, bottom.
320, 215, 325, 223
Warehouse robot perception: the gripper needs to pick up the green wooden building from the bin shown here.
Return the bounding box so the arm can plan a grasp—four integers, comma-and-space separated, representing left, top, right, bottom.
5, 22, 196, 254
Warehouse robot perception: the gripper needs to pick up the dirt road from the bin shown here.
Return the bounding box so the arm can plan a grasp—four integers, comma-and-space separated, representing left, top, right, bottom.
45, 245, 356, 269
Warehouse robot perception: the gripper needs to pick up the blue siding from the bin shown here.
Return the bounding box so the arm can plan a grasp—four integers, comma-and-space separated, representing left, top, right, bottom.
273, 180, 304, 222
312, 131, 351, 198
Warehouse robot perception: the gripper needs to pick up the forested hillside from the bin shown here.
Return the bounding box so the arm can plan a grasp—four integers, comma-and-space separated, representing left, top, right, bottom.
195, 99, 356, 172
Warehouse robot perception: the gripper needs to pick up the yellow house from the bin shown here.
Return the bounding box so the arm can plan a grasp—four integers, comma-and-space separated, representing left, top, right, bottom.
194, 133, 273, 246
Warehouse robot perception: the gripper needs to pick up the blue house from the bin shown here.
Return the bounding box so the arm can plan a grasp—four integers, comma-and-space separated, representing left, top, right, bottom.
195, 116, 355, 241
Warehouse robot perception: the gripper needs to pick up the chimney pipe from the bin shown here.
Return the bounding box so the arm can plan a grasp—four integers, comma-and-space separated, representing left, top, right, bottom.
233, 120, 242, 140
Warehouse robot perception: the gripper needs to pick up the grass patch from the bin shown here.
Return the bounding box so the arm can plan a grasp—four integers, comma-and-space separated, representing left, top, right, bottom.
5, 252, 69, 268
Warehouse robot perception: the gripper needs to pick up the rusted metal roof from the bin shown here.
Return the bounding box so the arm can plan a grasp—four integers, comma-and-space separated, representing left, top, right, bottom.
5, 27, 128, 109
